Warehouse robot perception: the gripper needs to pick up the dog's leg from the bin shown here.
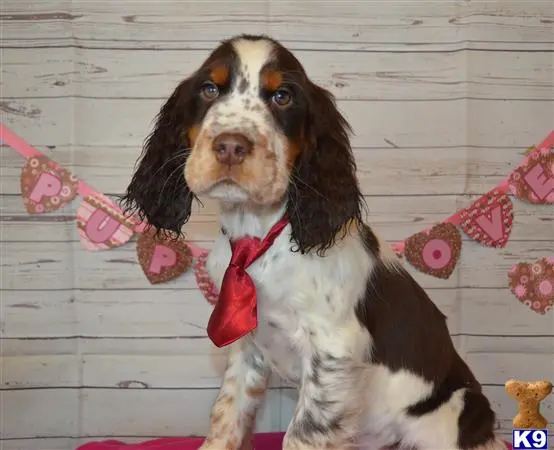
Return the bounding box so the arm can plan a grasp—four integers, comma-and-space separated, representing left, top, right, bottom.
283, 346, 365, 450
200, 340, 270, 450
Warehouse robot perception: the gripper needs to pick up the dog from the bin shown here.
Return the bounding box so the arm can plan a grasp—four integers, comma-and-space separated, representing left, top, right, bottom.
121, 34, 508, 450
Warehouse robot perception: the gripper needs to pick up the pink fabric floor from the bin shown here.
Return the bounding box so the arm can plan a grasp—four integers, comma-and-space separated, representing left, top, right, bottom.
77, 432, 284, 450
77, 432, 513, 450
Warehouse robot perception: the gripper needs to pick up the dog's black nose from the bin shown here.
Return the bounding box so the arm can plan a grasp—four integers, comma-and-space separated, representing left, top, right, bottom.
212, 132, 253, 166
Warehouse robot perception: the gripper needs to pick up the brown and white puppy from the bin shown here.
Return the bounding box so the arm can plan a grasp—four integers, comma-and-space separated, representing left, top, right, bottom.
122, 35, 507, 450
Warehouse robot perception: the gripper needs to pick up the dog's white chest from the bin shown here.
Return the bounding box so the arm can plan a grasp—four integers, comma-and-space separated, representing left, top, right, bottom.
236, 233, 312, 384
206, 228, 373, 384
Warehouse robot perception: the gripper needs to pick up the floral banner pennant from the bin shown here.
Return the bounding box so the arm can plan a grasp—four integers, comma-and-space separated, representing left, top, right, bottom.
20, 155, 79, 214
77, 194, 135, 251
458, 188, 514, 248
508, 257, 554, 315
404, 223, 462, 279
509, 146, 553, 204
136, 229, 193, 284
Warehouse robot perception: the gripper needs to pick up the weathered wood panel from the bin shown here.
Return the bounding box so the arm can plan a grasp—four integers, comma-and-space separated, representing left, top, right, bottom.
1, 388, 284, 439
2, 98, 552, 148
2, 288, 554, 340
2, 0, 552, 50
3, 48, 553, 100
0, 289, 215, 338
468, 353, 554, 386
1, 389, 80, 439
1, 336, 219, 357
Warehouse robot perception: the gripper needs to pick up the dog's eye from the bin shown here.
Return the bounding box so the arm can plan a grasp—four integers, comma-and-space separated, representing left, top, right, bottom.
271, 88, 293, 107
201, 82, 219, 101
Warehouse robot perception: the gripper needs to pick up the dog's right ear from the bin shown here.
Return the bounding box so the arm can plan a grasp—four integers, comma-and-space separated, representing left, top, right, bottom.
120, 78, 198, 236
286, 81, 364, 256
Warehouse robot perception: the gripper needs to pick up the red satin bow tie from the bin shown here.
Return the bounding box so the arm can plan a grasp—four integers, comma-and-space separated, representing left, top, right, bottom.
207, 216, 289, 347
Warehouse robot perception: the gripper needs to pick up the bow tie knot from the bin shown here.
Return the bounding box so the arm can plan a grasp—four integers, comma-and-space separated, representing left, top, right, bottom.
206, 216, 289, 347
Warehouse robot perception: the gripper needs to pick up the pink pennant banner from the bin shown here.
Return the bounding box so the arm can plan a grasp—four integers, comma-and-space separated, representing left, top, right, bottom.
458, 189, 513, 248
508, 257, 554, 315
509, 146, 553, 204
137, 229, 193, 284
77, 194, 135, 251
2, 122, 553, 306
20, 155, 79, 214
404, 223, 462, 279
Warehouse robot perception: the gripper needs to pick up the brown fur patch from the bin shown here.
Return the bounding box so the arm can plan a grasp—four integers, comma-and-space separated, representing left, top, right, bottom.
211, 65, 229, 85
285, 140, 302, 169
246, 386, 266, 398
261, 68, 283, 91
187, 125, 200, 146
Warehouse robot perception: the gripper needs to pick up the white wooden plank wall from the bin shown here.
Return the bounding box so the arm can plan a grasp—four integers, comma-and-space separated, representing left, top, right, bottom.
1, 1, 553, 449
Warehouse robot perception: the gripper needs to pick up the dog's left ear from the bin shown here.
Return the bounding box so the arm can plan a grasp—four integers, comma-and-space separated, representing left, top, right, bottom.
286, 82, 364, 256
120, 77, 198, 236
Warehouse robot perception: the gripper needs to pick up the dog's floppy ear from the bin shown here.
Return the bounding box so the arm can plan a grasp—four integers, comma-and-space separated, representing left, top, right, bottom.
286, 82, 364, 256
120, 78, 198, 236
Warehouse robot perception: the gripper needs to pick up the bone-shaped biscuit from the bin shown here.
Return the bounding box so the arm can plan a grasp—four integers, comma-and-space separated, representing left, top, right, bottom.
505, 379, 553, 429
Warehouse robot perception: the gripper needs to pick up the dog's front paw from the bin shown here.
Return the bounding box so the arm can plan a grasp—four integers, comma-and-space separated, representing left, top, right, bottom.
282, 437, 322, 450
